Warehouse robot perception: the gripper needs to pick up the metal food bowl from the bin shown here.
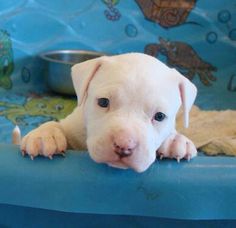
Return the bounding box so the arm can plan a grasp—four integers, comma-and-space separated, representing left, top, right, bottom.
40, 50, 107, 95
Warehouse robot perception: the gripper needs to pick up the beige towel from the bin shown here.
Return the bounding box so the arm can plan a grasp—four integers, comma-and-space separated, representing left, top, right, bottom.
176, 106, 236, 156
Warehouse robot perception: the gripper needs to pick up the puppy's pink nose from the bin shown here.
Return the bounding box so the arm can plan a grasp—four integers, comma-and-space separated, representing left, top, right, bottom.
113, 134, 137, 158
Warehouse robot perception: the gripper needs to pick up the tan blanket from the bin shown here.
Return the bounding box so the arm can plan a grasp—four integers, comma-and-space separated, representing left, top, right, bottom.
176, 106, 236, 156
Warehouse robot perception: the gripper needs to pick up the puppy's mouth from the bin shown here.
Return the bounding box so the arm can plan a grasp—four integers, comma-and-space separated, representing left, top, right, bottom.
107, 161, 129, 170
106, 153, 131, 170
95, 152, 152, 173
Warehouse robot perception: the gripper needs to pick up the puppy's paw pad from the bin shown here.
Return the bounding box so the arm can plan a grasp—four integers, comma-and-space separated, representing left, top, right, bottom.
171, 134, 197, 161
158, 133, 197, 162
21, 125, 67, 159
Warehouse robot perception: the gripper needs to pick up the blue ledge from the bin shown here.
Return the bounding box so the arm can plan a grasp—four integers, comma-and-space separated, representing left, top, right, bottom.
0, 143, 236, 220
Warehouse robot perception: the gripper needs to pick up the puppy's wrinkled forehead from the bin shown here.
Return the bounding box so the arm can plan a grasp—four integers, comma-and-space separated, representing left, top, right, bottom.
90, 53, 172, 85
88, 54, 180, 110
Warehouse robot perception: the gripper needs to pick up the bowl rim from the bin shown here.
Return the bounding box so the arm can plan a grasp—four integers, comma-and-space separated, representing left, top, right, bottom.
39, 49, 108, 65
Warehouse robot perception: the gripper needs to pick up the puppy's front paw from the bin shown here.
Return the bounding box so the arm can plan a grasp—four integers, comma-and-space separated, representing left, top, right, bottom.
21, 123, 67, 160
157, 132, 197, 162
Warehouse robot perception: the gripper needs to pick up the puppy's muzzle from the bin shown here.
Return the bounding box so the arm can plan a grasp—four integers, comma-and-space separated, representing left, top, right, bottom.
112, 132, 138, 158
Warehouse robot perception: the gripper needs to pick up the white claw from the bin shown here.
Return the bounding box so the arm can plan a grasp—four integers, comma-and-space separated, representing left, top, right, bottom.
12, 125, 21, 145
160, 154, 163, 160
61, 152, 66, 157
176, 157, 180, 163
30, 155, 34, 161
48, 155, 53, 160
187, 154, 191, 162
21, 150, 26, 157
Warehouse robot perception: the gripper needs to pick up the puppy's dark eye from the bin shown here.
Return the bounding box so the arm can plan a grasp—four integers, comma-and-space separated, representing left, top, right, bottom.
97, 98, 109, 108
154, 112, 166, 122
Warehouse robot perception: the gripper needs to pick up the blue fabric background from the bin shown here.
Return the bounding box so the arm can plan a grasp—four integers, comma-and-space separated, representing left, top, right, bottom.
0, 0, 236, 143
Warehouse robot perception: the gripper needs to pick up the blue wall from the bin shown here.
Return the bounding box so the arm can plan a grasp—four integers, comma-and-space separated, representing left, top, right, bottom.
0, 0, 236, 106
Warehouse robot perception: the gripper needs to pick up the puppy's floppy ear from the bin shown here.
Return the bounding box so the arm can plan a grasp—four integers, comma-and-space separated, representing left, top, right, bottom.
71, 56, 107, 106
172, 69, 197, 128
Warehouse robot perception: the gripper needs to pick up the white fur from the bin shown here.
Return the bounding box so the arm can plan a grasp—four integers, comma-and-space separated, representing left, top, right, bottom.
21, 53, 197, 172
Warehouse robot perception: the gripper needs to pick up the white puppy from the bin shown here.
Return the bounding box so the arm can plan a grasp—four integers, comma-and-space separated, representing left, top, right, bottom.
21, 53, 197, 172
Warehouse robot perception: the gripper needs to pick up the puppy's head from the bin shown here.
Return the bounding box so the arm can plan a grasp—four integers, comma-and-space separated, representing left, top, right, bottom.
72, 53, 197, 172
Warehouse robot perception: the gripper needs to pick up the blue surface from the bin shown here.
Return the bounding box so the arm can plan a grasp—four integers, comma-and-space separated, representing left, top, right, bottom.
0, 204, 236, 228
1, 144, 236, 221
